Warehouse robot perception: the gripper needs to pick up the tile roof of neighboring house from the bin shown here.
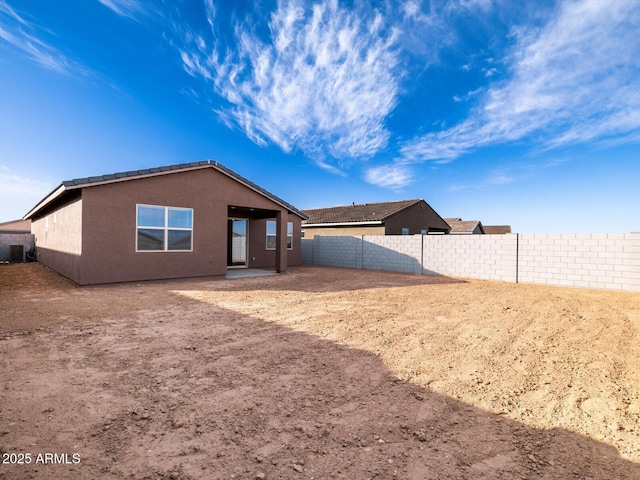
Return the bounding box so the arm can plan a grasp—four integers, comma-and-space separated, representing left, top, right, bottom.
24, 160, 307, 220
444, 217, 485, 234
302, 199, 425, 225
484, 225, 512, 234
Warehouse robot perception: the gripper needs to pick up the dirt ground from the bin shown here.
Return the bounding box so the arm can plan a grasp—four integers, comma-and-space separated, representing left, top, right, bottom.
1, 263, 639, 480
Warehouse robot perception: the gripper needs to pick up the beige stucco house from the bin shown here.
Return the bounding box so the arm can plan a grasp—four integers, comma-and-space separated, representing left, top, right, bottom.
302, 199, 450, 239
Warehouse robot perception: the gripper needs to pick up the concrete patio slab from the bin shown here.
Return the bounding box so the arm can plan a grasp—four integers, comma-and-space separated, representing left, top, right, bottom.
225, 268, 277, 279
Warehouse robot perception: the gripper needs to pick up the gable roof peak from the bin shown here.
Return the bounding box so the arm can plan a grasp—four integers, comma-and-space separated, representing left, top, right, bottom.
24, 160, 306, 220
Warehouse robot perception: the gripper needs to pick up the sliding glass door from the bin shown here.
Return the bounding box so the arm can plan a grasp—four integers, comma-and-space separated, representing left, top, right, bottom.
228, 219, 247, 267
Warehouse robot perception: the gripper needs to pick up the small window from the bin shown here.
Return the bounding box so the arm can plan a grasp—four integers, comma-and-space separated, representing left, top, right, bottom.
266, 220, 294, 250
402, 227, 410, 235
266, 220, 276, 250
421, 229, 427, 235
136, 204, 193, 252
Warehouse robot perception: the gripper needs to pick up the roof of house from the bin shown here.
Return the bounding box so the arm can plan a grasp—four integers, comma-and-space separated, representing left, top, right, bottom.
444, 217, 485, 234
24, 160, 307, 220
0, 219, 31, 233
484, 225, 512, 234
302, 199, 426, 226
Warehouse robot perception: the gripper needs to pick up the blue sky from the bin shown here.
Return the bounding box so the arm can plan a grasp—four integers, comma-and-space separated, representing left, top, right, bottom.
1, 0, 639, 233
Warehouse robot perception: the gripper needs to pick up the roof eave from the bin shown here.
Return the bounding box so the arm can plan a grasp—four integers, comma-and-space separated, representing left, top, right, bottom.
23, 160, 308, 221
211, 163, 308, 219
380, 198, 423, 220
61, 164, 212, 190
303, 221, 384, 227
23, 184, 66, 220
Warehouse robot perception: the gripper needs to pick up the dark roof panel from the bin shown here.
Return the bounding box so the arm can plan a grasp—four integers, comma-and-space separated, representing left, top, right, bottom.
29, 160, 307, 220
303, 199, 423, 224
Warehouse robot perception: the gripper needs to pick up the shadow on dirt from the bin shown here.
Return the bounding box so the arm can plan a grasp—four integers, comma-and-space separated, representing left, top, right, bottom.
195, 265, 466, 294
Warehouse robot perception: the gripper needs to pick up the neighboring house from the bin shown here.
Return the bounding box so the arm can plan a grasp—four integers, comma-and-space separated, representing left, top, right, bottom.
23, 161, 307, 285
0, 219, 34, 263
0, 219, 31, 233
302, 199, 451, 239
445, 218, 486, 234
484, 225, 512, 234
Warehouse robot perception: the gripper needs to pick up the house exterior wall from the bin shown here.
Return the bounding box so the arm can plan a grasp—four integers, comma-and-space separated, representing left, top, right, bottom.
75, 167, 299, 284
248, 216, 302, 268
302, 225, 385, 239
31, 197, 83, 282
384, 201, 450, 234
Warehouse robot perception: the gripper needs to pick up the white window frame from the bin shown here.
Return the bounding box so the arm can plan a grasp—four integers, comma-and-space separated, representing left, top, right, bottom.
266, 220, 293, 250
136, 204, 193, 252
266, 220, 275, 250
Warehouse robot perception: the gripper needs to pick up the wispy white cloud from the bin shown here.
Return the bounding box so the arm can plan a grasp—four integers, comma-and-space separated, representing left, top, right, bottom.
0, 170, 53, 197
364, 163, 413, 189
401, 0, 640, 163
447, 156, 572, 192
97, 0, 145, 20
179, 0, 402, 165
173, 0, 639, 192
483, 67, 498, 77
0, 0, 92, 76
446, 172, 515, 192
0, 167, 54, 220
453, 86, 484, 103
484, 169, 515, 185
401, 1, 421, 19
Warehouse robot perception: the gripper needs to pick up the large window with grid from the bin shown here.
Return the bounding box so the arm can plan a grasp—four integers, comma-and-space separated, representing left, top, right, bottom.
136, 204, 193, 252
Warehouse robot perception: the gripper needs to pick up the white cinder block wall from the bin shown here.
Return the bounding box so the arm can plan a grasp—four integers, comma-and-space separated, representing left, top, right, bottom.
301, 239, 314, 265
422, 234, 518, 282
518, 233, 640, 291
362, 235, 422, 274
305, 236, 363, 269
301, 232, 640, 292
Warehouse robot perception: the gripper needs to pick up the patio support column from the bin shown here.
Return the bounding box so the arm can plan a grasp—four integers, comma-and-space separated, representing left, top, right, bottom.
275, 210, 287, 273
